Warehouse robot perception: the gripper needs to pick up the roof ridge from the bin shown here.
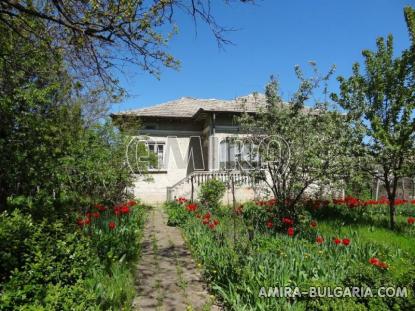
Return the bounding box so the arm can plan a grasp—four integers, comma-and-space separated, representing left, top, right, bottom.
113, 93, 266, 118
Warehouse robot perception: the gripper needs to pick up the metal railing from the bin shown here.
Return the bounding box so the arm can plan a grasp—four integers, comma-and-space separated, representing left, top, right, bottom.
166, 170, 258, 201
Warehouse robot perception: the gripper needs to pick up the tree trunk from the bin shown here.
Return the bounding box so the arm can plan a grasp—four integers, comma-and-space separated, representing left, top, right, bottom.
387, 178, 398, 230
389, 200, 396, 230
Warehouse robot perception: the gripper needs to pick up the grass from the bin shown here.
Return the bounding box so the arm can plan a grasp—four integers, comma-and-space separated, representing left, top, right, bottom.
166, 200, 415, 310
318, 220, 415, 256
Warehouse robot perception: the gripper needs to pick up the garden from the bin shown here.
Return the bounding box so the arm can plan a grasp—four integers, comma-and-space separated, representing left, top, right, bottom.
0, 199, 148, 310
165, 180, 415, 310
1, 2, 415, 311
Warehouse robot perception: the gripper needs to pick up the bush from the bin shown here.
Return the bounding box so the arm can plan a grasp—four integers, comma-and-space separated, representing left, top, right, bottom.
198, 179, 226, 210
0, 215, 100, 310
165, 198, 192, 226
0, 210, 35, 282
0, 200, 147, 310
343, 264, 415, 310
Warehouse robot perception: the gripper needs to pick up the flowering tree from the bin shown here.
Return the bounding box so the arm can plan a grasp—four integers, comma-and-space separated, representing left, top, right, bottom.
239, 67, 357, 218
331, 6, 415, 229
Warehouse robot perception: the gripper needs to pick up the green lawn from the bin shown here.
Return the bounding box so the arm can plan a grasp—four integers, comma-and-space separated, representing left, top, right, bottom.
318, 220, 415, 257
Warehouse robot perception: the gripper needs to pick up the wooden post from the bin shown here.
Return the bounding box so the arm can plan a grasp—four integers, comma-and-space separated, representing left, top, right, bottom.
231, 174, 237, 246
412, 178, 415, 199
191, 175, 194, 202
375, 178, 380, 201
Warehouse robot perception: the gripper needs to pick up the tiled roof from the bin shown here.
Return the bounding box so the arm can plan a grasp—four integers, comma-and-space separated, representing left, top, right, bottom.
112, 93, 267, 118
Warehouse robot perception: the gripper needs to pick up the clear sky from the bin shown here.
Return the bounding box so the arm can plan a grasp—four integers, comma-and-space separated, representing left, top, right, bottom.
111, 0, 414, 113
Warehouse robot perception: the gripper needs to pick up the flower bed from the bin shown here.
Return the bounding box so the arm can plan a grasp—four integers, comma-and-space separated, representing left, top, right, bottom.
0, 200, 147, 310
165, 198, 415, 310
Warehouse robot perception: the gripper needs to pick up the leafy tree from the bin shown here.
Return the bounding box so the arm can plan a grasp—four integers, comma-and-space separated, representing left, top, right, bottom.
0, 0, 254, 93
0, 18, 76, 208
239, 67, 356, 219
331, 7, 415, 230
58, 120, 135, 207
0, 19, 144, 213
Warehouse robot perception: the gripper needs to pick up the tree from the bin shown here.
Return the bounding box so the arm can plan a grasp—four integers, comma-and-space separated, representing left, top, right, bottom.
239, 66, 356, 219
0, 19, 144, 213
0, 0, 254, 94
0, 17, 75, 208
331, 7, 415, 229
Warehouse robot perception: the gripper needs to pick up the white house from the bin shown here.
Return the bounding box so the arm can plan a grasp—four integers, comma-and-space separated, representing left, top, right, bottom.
111, 93, 267, 204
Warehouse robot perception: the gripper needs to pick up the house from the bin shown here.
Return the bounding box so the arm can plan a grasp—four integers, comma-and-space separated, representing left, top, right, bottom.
111, 93, 267, 204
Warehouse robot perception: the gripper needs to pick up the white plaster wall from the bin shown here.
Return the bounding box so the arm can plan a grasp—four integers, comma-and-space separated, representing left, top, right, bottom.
132, 132, 260, 204
132, 135, 191, 204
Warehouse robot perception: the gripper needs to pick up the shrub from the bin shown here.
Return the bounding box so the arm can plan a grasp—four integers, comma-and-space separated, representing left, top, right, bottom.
0, 200, 147, 310
198, 179, 226, 210
0, 210, 35, 282
0, 217, 100, 310
165, 199, 192, 226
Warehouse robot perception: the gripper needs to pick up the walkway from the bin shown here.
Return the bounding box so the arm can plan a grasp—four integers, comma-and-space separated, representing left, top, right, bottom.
132, 207, 220, 311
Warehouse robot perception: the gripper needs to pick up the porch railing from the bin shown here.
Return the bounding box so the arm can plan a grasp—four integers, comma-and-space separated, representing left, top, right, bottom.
166, 170, 258, 201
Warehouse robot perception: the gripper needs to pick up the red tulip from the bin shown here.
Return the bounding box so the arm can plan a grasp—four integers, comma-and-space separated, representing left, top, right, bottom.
282, 217, 294, 225
408, 217, 415, 225
120, 205, 130, 214
316, 236, 324, 244
287, 227, 294, 237
266, 220, 273, 228
369, 257, 388, 269
342, 238, 350, 246
95, 204, 107, 211
333, 238, 341, 245
176, 197, 188, 204
310, 220, 317, 228
77, 217, 91, 227
369, 257, 379, 265
203, 212, 211, 220
108, 221, 116, 230
186, 203, 198, 212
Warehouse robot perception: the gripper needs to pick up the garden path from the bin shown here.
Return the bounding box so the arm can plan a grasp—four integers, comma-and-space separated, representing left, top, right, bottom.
132, 206, 220, 311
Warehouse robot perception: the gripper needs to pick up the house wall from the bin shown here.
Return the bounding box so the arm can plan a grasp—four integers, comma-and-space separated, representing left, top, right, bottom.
131, 134, 195, 204
130, 117, 201, 204
131, 114, 257, 204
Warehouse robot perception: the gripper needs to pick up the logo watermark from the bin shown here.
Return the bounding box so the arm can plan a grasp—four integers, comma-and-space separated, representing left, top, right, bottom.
125, 135, 291, 174
259, 286, 409, 298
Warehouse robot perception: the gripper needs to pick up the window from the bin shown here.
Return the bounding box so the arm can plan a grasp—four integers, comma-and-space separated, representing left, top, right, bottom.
219, 138, 260, 170
144, 124, 158, 130
147, 142, 165, 170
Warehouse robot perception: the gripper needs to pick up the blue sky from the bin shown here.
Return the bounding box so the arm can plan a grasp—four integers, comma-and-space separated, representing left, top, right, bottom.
112, 0, 414, 113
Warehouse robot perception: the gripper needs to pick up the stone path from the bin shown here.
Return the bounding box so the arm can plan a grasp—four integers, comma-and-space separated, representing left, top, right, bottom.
132, 207, 220, 311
